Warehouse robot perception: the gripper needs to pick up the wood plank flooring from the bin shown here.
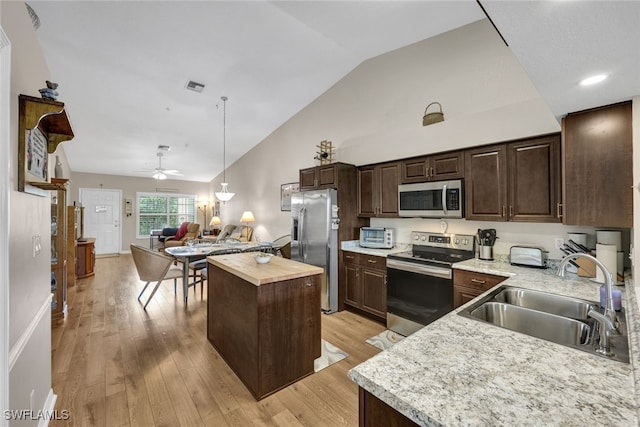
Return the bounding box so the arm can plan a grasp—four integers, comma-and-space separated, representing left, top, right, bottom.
51, 255, 386, 426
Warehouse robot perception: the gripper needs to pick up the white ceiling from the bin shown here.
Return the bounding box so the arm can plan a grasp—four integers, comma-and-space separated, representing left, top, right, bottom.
29, 1, 640, 183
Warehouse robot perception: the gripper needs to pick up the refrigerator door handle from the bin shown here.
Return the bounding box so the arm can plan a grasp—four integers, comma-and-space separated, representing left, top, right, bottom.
298, 207, 306, 259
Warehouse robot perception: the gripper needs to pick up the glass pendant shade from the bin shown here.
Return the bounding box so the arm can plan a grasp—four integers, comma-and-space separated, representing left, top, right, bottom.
152, 171, 167, 180
215, 96, 235, 202
215, 182, 235, 202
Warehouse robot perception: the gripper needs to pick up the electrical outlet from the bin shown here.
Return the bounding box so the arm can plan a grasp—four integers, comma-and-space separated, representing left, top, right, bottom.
554, 238, 564, 250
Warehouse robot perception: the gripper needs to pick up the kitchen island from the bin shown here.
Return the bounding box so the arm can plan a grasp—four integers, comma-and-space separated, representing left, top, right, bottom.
207, 252, 324, 400
349, 259, 639, 426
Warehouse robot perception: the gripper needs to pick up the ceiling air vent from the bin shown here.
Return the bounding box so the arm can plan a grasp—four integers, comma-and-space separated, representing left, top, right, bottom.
185, 80, 205, 93
157, 145, 171, 151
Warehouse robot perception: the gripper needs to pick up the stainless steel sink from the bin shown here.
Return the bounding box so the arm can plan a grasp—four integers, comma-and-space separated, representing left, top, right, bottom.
458, 285, 629, 363
468, 302, 591, 346
493, 287, 597, 320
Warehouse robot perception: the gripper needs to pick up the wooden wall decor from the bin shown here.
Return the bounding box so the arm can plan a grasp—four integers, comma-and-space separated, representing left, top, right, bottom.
18, 94, 74, 195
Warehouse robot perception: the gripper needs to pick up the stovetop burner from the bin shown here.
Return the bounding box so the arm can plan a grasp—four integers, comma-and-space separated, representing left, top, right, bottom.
388, 231, 475, 267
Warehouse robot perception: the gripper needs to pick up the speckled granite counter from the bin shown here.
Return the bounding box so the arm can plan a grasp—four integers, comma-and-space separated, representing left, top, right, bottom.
341, 240, 410, 257
349, 259, 639, 426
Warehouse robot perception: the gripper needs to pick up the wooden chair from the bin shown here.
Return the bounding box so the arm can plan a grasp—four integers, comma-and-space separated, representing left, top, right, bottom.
131, 244, 183, 309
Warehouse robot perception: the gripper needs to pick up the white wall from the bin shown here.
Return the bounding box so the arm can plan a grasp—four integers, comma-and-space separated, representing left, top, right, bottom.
2, 1, 54, 422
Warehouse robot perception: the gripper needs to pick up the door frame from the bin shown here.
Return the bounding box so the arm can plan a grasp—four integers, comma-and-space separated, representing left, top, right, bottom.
0, 25, 11, 423
79, 188, 123, 254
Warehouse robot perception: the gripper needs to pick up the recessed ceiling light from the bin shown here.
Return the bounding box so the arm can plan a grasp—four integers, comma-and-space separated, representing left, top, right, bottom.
580, 74, 607, 86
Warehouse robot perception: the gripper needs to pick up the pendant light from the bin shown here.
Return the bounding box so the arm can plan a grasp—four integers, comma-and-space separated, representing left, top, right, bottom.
215, 95, 235, 202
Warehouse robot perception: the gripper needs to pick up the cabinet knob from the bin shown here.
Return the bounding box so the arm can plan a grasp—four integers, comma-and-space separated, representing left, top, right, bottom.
470, 278, 486, 285
306, 280, 312, 287
346, 255, 354, 260
502, 205, 507, 217
509, 205, 513, 217
367, 259, 377, 264
556, 203, 563, 219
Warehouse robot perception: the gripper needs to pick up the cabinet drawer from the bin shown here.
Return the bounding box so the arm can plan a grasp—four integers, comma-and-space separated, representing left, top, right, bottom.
358, 254, 386, 270
453, 269, 506, 292
342, 251, 359, 264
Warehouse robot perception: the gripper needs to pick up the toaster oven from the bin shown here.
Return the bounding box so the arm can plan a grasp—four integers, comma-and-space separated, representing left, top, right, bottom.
360, 227, 395, 249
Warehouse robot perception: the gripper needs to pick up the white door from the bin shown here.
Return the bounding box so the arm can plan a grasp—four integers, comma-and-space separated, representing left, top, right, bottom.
79, 188, 122, 255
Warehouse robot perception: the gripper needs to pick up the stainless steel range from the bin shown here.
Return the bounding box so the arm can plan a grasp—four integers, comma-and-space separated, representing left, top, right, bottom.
386, 231, 475, 336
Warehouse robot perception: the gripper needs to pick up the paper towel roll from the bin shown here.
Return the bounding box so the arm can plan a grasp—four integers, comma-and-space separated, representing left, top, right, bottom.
596, 230, 622, 251
595, 243, 617, 283
568, 233, 588, 247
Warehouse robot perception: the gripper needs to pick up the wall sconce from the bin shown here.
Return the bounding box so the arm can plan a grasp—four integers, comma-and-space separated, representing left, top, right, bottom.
422, 102, 444, 126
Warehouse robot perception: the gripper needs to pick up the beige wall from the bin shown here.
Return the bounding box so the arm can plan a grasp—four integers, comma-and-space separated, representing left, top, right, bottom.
69, 172, 210, 252
210, 19, 635, 268
3, 0, 54, 419
210, 20, 563, 243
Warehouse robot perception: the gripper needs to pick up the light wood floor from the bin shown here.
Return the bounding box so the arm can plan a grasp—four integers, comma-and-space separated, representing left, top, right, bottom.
51, 255, 386, 426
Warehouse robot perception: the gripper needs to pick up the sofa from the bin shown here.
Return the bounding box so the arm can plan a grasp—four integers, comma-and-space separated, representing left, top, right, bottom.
163, 222, 201, 248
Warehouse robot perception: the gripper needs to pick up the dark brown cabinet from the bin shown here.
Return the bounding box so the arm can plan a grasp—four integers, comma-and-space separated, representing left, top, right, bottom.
562, 101, 632, 228
76, 238, 95, 279
359, 388, 418, 427
401, 151, 464, 183
465, 144, 508, 221
299, 164, 338, 190
357, 162, 400, 217
342, 251, 387, 319
465, 134, 561, 223
453, 269, 507, 309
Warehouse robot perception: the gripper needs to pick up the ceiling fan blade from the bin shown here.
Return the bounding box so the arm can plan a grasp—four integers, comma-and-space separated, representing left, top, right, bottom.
164, 170, 183, 176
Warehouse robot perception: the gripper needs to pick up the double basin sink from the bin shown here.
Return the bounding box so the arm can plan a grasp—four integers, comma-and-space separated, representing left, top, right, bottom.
459, 285, 629, 363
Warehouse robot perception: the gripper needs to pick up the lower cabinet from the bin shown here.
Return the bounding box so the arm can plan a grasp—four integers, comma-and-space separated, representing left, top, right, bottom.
76, 238, 96, 279
359, 388, 418, 427
453, 269, 507, 308
343, 251, 387, 320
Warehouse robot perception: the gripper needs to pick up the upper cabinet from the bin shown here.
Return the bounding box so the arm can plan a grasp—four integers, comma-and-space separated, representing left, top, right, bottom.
300, 164, 339, 190
465, 144, 508, 221
18, 95, 74, 194
357, 162, 400, 218
465, 134, 561, 223
401, 151, 464, 183
562, 101, 632, 228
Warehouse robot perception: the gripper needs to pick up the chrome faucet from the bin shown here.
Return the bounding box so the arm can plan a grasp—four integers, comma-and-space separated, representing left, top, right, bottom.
556, 253, 619, 356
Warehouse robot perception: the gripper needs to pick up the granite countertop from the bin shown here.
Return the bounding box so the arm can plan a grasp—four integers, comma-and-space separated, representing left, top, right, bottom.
341, 240, 411, 257
349, 259, 639, 426
207, 252, 323, 286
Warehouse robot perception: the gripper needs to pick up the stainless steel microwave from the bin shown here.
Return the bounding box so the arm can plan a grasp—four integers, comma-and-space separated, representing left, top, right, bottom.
398, 180, 463, 218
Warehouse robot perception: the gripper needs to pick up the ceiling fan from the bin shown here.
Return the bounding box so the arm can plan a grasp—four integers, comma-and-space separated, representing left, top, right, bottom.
148, 152, 182, 180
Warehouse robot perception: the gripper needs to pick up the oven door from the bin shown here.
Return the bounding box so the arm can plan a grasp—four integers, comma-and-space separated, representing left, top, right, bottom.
386, 258, 453, 336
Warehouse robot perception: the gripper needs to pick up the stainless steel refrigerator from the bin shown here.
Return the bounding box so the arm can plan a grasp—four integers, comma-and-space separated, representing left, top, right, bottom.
291, 188, 339, 313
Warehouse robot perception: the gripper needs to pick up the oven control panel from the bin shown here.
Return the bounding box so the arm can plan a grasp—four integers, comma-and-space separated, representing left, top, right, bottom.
411, 231, 474, 252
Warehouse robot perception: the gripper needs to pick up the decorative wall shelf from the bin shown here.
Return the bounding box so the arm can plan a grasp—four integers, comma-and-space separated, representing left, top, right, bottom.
18, 94, 74, 195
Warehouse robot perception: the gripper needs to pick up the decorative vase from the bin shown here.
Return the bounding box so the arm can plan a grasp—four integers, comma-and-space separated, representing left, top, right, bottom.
54, 155, 63, 178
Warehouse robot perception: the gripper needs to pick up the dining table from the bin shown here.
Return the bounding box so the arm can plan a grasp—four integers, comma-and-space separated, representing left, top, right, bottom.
164, 241, 273, 303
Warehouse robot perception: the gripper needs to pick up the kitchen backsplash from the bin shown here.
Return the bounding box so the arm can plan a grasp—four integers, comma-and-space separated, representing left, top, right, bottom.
370, 217, 631, 268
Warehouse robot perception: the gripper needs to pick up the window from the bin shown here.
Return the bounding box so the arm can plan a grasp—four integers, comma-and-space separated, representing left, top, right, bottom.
136, 192, 197, 238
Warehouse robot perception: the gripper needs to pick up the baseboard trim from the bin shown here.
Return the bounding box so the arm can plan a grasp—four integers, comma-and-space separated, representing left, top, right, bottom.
37, 388, 57, 427
9, 295, 51, 371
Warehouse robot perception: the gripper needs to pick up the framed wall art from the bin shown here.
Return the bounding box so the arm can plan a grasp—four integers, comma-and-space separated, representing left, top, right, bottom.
280, 182, 299, 211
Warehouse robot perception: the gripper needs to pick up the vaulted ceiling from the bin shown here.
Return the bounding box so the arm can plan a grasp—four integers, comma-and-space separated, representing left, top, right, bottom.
29, 1, 640, 182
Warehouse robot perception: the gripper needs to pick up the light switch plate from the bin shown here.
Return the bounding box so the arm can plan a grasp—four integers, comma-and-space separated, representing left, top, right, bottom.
32, 234, 41, 257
